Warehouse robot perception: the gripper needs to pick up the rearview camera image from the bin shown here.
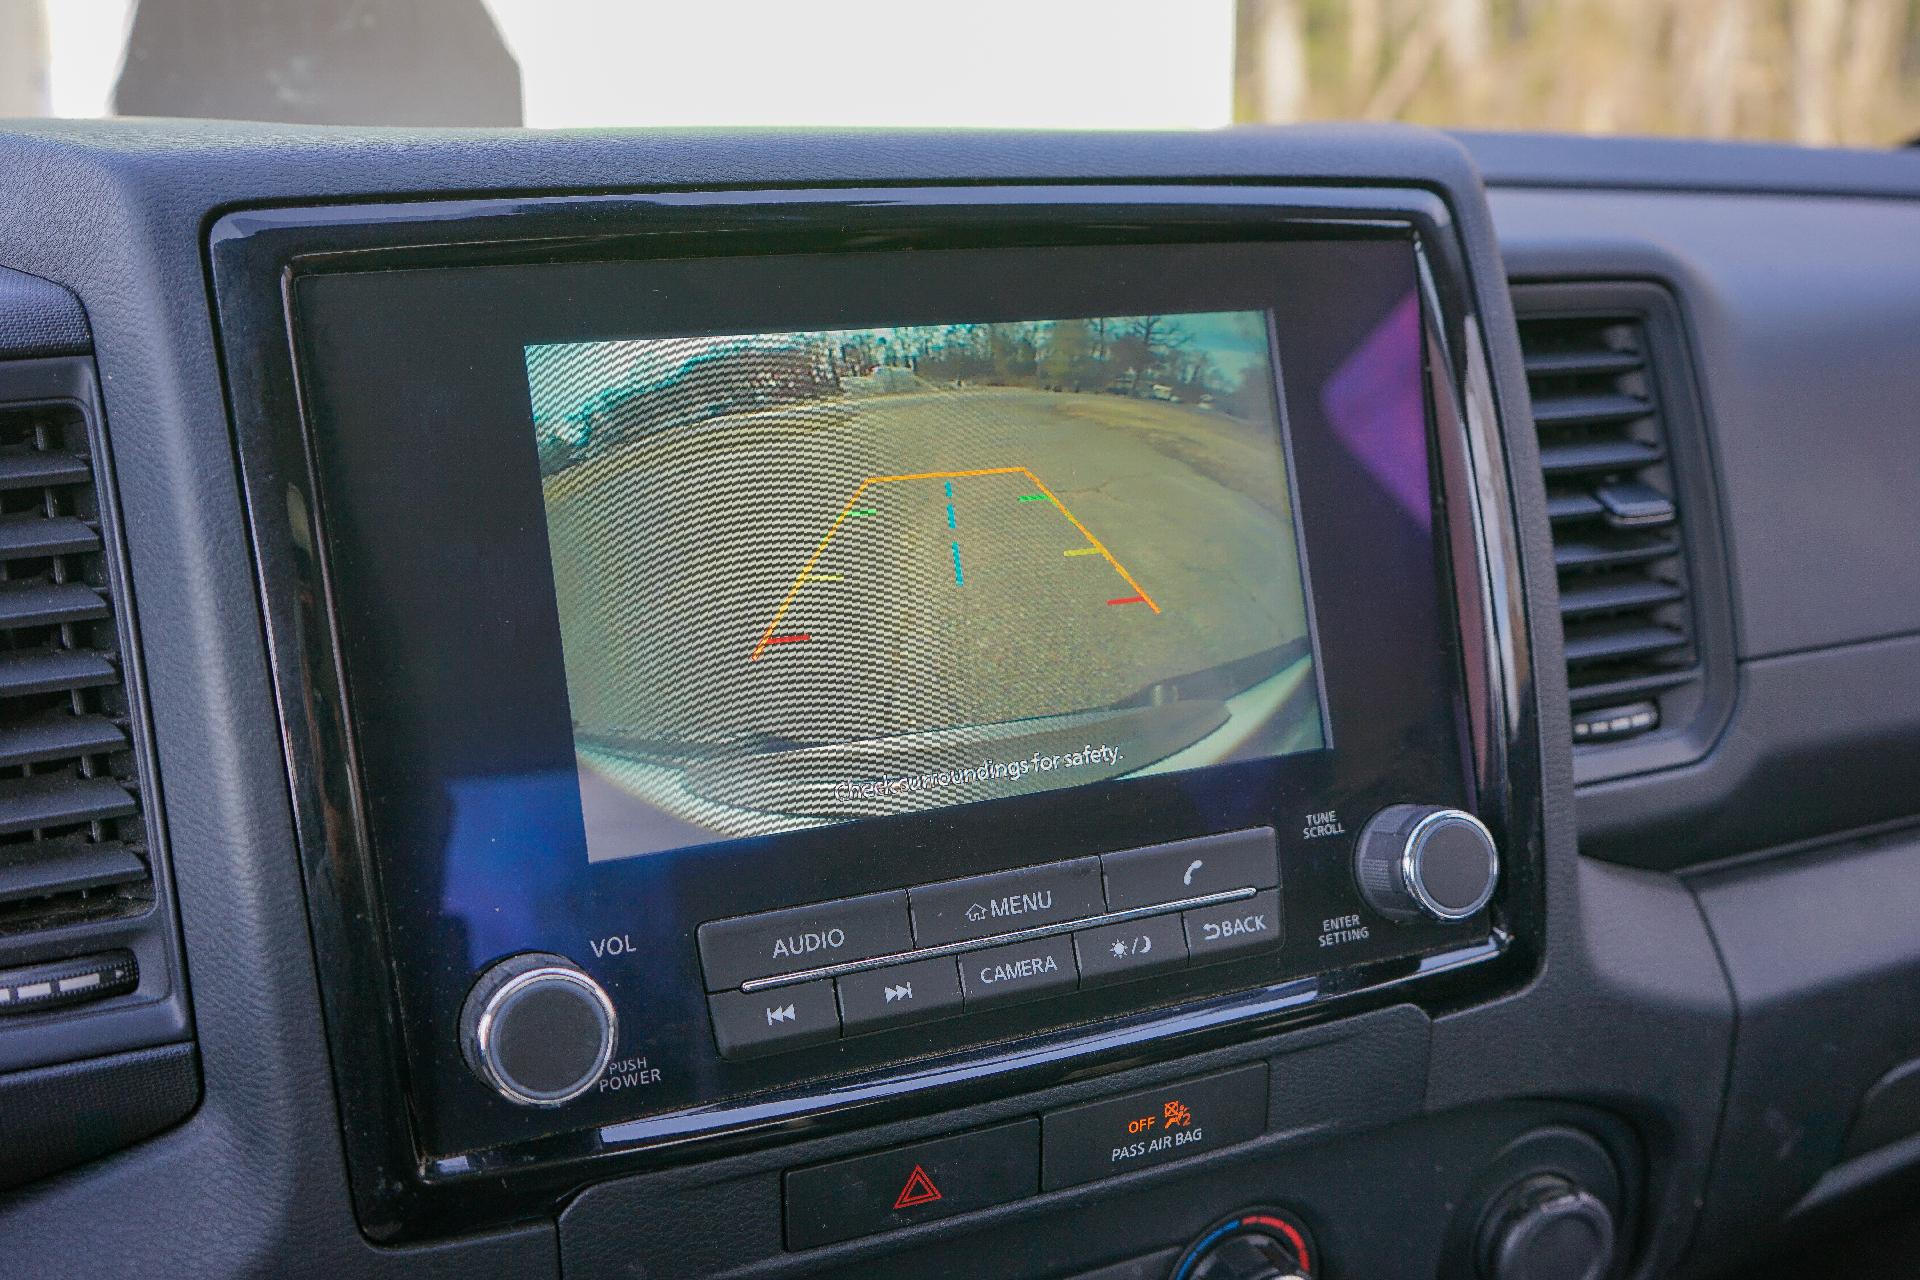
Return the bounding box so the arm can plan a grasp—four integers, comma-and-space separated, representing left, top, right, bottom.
525, 310, 1325, 862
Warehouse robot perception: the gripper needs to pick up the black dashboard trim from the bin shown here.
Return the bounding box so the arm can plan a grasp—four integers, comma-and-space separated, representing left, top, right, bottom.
0, 267, 91, 361
1459, 130, 1920, 201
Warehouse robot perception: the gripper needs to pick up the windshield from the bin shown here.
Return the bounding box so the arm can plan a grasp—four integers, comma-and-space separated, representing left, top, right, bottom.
2, 0, 1917, 146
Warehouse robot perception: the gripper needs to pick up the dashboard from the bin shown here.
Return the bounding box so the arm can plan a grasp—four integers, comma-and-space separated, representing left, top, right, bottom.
0, 120, 1917, 1280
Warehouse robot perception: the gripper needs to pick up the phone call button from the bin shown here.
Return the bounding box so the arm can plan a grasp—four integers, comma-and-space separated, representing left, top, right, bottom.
1100, 828, 1279, 911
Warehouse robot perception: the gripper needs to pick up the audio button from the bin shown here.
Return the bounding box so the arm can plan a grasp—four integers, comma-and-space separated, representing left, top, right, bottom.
697, 890, 914, 990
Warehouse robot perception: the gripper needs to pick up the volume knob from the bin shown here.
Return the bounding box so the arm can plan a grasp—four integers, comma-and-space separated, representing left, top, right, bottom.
460, 953, 617, 1107
1354, 805, 1499, 923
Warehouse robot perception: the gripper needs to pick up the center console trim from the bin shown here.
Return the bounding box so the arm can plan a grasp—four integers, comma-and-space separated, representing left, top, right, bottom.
208, 181, 1544, 1240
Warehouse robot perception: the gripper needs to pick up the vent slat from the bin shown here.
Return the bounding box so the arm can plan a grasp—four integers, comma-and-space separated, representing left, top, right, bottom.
0, 517, 100, 559
1553, 532, 1678, 572
1539, 437, 1665, 477
1568, 667, 1702, 709
0, 451, 91, 491
1563, 621, 1690, 667
1547, 491, 1605, 523
1525, 348, 1644, 378
0, 714, 126, 769
0, 842, 148, 905
1560, 577, 1686, 619
1531, 392, 1653, 427
0, 649, 117, 698
0, 582, 110, 629
0, 774, 138, 837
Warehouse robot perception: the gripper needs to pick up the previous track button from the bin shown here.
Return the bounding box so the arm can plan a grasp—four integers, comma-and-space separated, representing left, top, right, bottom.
708, 980, 839, 1059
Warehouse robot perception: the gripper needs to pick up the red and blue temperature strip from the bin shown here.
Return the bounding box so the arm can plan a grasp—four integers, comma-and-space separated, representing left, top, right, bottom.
1170, 1211, 1313, 1280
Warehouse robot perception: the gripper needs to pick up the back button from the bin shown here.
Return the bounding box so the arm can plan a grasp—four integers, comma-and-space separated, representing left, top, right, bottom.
1184, 889, 1283, 965
785, 1119, 1040, 1248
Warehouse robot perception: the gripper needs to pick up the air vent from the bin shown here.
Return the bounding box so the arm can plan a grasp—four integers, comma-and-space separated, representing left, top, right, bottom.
1515, 302, 1703, 748
0, 398, 149, 934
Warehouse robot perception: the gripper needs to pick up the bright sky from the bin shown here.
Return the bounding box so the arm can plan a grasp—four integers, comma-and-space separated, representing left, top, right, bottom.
37, 0, 1236, 130
485, 0, 1235, 130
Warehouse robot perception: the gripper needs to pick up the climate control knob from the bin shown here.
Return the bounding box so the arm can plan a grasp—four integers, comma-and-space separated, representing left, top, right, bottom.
459, 952, 617, 1107
1354, 804, 1499, 923
1187, 1232, 1311, 1280
1478, 1176, 1616, 1280
1172, 1211, 1316, 1280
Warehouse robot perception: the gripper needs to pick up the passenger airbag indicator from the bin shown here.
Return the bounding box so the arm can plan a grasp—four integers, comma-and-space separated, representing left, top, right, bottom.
1040, 1062, 1269, 1189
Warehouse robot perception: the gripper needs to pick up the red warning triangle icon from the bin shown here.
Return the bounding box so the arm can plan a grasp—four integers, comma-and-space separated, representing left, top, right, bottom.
892, 1163, 943, 1210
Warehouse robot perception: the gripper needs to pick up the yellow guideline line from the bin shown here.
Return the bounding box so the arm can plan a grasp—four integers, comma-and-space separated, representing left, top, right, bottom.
1021, 467, 1161, 613
866, 466, 1028, 485
751, 464, 1159, 659
750, 479, 873, 659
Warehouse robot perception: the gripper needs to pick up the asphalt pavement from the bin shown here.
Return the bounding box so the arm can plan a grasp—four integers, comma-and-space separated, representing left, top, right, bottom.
541, 387, 1312, 753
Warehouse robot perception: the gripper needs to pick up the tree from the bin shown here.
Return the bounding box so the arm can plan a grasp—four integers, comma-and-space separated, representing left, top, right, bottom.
1039, 318, 1096, 390
1112, 316, 1191, 394
1218, 364, 1271, 420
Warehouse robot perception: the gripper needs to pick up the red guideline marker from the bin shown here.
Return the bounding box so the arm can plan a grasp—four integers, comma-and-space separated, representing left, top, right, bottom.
1106, 595, 1147, 606
764, 633, 812, 646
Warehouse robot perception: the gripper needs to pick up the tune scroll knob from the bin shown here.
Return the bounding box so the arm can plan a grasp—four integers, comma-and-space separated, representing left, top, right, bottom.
1354, 804, 1500, 923
460, 952, 617, 1107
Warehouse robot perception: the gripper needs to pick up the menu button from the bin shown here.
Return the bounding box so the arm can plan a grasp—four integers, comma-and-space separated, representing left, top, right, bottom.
910, 858, 1104, 946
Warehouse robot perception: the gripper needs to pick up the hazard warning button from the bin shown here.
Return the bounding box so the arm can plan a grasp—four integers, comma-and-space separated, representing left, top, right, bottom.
893, 1163, 942, 1209
784, 1119, 1040, 1249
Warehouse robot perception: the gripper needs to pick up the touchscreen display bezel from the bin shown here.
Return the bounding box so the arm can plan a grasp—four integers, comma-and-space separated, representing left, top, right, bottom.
210, 184, 1540, 1238
294, 234, 1472, 1146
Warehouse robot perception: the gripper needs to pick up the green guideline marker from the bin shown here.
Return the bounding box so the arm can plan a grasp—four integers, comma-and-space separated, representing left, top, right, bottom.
848, 507, 878, 517
1017, 494, 1048, 502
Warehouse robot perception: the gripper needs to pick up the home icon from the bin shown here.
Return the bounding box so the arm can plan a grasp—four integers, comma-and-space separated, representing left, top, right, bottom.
964, 903, 988, 923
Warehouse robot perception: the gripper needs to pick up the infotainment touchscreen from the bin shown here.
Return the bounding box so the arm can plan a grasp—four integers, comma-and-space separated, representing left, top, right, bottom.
523, 311, 1325, 862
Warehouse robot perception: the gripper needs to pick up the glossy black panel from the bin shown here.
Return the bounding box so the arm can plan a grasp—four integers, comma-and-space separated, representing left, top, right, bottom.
291, 235, 1472, 1144
209, 186, 1541, 1238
